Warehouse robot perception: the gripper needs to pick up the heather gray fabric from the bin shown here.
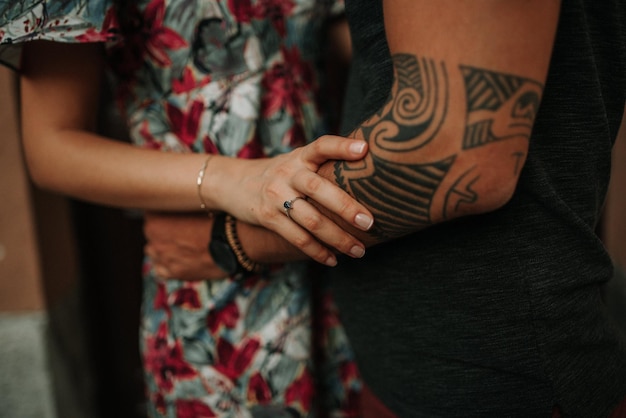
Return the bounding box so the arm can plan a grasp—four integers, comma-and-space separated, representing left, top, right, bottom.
332, 2, 626, 417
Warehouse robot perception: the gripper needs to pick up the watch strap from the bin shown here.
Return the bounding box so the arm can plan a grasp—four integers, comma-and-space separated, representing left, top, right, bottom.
209, 213, 245, 276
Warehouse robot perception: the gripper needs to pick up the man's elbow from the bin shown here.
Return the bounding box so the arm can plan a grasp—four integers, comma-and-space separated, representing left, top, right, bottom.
479, 174, 519, 214
431, 162, 523, 226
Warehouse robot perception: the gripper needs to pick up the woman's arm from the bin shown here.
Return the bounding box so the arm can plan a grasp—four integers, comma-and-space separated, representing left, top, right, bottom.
19, 40, 372, 265
20, 41, 203, 210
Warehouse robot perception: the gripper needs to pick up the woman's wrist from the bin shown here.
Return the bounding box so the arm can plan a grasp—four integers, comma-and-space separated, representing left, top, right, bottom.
199, 154, 246, 214
196, 154, 216, 215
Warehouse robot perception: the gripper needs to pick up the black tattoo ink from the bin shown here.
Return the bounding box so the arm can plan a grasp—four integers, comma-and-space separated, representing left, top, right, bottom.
333, 54, 542, 238
361, 55, 448, 154
461, 66, 543, 150
443, 167, 480, 220
337, 155, 454, 238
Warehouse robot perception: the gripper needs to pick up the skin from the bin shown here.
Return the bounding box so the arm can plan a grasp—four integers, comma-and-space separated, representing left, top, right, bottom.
19, 40, 374, 269
146, 0, 561, 280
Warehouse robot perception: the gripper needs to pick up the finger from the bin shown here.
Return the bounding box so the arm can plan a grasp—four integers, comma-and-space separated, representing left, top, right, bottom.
292, 171, 374, 231
286, 198, 366, 259
271, 217, 338, 267
300, 135, 367, 166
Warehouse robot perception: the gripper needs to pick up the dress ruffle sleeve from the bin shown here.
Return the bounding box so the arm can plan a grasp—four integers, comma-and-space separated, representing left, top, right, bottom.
0, 0, 117, 70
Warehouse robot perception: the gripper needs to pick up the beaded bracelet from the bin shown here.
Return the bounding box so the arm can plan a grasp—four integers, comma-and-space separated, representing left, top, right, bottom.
224, 214, 263, 274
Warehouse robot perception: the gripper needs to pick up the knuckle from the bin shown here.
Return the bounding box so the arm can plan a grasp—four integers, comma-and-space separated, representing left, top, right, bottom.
264, 182, 282, 200
302, 212, 323, 232
312, 248, 330, 264
291, 147, 304, 159
259, 202, 280, 222
273, 165, 291, 179
337, 194, 355, 217
337, 236, 356, 253
311, 139, 324, 153
304, 175, 323, 194
292, 233, 314, 249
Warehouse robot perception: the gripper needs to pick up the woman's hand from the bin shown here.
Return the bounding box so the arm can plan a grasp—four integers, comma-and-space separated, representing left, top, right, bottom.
143, 212, 227, 281
207, 136, 374, 266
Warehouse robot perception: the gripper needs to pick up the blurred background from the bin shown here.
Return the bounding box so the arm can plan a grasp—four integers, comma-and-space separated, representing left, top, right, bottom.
1, 62, 625, 418
0, 65, 145, 418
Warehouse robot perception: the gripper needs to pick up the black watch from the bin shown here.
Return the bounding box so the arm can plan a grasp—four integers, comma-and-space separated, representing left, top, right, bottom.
208, 213, 246, 277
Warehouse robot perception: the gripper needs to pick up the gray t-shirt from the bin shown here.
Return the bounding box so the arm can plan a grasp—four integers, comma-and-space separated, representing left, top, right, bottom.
332, 1, 626, 417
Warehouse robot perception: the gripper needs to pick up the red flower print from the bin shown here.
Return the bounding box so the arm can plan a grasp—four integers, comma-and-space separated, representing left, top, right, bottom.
282, 120, 307, 149
143, 0, 188, 66
242, 274, 264, 289
173, 287, 202, 309
109, 0, 187, 94
153, 282, 171, 314
139, 120, 163, 149
166, 343, 196, 378
285, 369, 315, 412
175, 399, 217, 418
215, 338, 261, 380
261, 46, 315, 120
228, 0, 254, 24
207, 301, 240, 333
253, 0, 295, 37
340, 361, 360, 385
341, 388, 362, 418
154, 393, 167, 415
166, 99, 205, 146
202, 135, 220, 155
75, 6, 119, 42
236, 135, 266, 159
144, 323, 197, 392
247, 372, 272, 404
172, 67, 211, 95
321, 292, 341, 329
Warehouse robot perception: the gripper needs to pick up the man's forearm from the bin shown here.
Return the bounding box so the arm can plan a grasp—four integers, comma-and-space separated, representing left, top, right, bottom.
243, 51, 548, 259
237, 220, 310, 264
317, 52, 546, 247
243, 0, 561, 260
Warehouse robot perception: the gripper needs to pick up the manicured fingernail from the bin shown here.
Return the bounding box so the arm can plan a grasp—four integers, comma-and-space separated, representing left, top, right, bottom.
350, 141, 366, 154
355, 213, 373, 230
350, 245, 365, 258
325, 256, 338, 267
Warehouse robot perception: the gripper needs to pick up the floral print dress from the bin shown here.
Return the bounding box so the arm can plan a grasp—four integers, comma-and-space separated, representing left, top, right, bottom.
0, 1, 360, 417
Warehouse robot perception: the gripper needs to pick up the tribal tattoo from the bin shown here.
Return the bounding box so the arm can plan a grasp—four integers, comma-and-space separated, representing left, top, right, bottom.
334, 53, 544, 239
335, 154, 455, 238
360, 55, 448, 154
462, 66, 543, 150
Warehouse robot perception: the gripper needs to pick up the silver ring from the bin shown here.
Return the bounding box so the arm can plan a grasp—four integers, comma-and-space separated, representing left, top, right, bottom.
283, 197, 305, 220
